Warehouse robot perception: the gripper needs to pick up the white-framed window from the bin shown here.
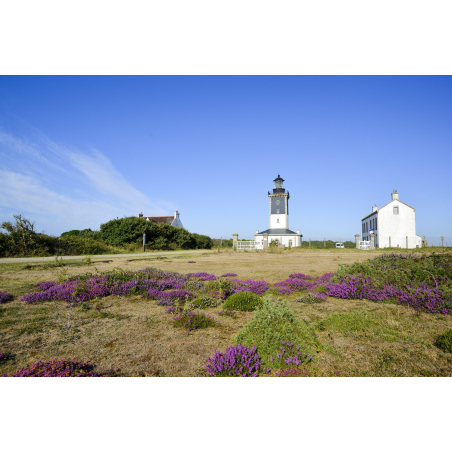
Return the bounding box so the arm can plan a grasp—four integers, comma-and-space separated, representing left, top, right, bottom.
394, 206, 399, 215
277, 219, 280, 223
276, 209, 280, 214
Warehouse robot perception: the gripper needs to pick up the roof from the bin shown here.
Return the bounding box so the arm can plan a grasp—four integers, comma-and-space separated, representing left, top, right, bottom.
361, 199, 415, 221
142, 216, 174, 225
274, 174, 284, 182
256, 228, 301, 236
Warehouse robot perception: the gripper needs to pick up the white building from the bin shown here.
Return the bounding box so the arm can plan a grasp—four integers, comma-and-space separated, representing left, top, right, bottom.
137, 210, 184, 228
361, 190, 422, 249
254, 175, 302, 248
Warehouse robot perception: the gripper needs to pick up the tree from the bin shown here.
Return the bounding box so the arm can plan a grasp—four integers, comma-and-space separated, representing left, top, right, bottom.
0, 214, 37, 256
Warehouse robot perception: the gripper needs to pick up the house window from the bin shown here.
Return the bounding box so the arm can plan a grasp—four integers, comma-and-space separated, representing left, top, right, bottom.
394, 206, 399, 215
277, 219, 279, 223
276, 209, 280, 214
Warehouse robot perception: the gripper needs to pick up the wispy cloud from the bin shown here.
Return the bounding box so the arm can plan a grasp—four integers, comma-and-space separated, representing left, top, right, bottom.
0, 128, 172, 235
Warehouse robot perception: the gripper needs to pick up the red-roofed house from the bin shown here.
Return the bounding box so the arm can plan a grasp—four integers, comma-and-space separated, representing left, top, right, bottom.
137, 210, 184, 228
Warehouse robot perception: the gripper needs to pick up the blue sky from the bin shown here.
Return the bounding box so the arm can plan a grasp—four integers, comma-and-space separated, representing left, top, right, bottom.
0, 76, 451, 240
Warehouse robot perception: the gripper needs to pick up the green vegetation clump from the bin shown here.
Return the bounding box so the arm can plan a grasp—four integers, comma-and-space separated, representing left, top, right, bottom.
316, 312, 380, 334
0, 214, 213, 257
61, 228, 103, 241
192, 233, 213, 250
435, 330, 452, 353
100, 216, 212, 250
187, 295, 220, 309
223, 292, 263, 312
234, 296, 318, 367
172, 312, 217, 331
0, 215, 112, 257
335, 252, 452, 288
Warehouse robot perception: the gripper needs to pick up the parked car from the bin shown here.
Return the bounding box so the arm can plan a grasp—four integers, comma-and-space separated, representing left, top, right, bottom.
335, 243, 344, 248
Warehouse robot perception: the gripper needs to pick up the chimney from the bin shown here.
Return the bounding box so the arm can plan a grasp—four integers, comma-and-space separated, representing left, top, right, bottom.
174, 210, 179, 218
391, 189, 399, 201
372, 204, 378, 212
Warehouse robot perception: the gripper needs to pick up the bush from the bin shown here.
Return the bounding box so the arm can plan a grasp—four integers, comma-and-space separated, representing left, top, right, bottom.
99, 216, 207, 250
187, 295, 220, 309
3, 359, 118, 377
205, 344, 264, 377
267, 340, 313, 371
156, 290, 196, 307
172, 312, 218, 331
223, 292, 263, 312
0, 215, 113, 257
0, 352, 11, 361
435, 330, 452, 353
234, 296, 319, 368
218, 309, 239, 319
61, 229, 103, 241
192, 233, 213, 249
296, 292, 328, 304
0, 292, 13, 304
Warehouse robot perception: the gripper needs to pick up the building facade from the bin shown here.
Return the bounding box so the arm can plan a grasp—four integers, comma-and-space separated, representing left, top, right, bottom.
138, 210, 184, 228
254, 175, 302, 247
361, 190, 422, 248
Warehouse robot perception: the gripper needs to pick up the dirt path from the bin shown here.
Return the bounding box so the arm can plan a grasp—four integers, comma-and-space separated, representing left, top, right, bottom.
0, 249, 215, 263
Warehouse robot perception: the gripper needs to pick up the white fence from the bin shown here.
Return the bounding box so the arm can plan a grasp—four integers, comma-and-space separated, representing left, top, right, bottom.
359, 241, 371, 250
236, 241, 264, 251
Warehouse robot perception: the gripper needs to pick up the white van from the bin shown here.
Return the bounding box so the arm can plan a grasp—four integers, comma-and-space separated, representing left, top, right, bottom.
335, 243, 344, 248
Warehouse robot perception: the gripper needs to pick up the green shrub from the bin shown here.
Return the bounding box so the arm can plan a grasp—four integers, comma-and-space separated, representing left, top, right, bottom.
316, 312, 380, 334
204, 279, 237, 297
295, 292, 327, 304
187, 295, 220, 309
0, 215, 113, 257
223, 292, 263, 312
172, 312, 217, 331
234, 296, 319, 368
99, 216, 204, 250
61, 229, 103, 241
192, 233, 213, 249
435, 330, 452, 353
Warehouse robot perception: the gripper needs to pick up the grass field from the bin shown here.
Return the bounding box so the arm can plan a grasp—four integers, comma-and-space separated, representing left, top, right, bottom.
1, 247, 452, 377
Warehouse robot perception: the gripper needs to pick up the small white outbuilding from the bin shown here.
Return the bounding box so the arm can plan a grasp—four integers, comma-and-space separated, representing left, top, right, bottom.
361, 190, 422, 249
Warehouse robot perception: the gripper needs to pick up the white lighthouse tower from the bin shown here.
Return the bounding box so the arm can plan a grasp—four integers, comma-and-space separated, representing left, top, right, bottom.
269, 175, 290, 229
254, 175, 302, 247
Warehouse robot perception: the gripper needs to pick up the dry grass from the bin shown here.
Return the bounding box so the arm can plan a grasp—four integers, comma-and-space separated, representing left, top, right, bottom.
1, 247, 452, 377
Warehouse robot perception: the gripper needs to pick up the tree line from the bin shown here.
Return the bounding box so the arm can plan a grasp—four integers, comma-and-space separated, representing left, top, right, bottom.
0, 215, 213, 257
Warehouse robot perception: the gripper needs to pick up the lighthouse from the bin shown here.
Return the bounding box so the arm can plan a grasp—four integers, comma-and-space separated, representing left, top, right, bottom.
254, 175, 302, 248
269, 174, 290, 229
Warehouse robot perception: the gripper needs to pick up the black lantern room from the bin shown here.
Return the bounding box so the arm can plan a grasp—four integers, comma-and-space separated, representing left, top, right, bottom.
273, 175, 285, 194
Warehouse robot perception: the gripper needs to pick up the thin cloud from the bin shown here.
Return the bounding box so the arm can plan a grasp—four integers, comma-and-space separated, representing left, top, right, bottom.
0, 128, 173, 234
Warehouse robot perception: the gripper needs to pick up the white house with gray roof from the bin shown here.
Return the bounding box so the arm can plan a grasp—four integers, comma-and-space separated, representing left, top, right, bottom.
362, 190, 422, 249
254, 175, 302, 248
